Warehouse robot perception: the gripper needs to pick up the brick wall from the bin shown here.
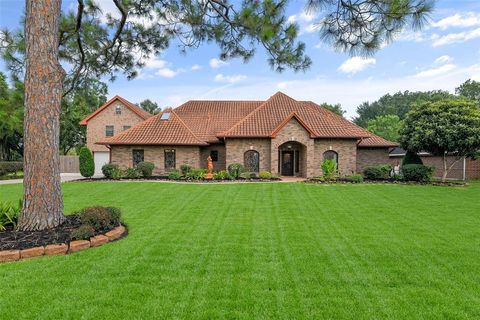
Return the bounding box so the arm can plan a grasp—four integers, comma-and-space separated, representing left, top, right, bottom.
225, 138, 271, 172
200, 144, 226, 171
357, 148, 391, 173
86, 100, 146, 152
111, 145, 200, 175
389, 155, 468, 180
315, 139, 357, 177
466, 158, 480, 179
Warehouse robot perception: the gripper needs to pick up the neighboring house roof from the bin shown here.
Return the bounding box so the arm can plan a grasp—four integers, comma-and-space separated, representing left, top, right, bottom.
97, 109, 208, 146
97, 92, 397, 148
79, 95, 152, 125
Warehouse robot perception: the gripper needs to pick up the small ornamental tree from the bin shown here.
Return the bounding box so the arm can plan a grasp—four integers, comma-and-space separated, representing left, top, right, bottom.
79, 146, 94, 178
400, 99, 480, 181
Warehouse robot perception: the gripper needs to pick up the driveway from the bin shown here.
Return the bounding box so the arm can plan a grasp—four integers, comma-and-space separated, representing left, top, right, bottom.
0, 173, 84, 185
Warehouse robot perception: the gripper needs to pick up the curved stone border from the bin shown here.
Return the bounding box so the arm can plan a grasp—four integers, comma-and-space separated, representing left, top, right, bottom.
0, 225, 126, 264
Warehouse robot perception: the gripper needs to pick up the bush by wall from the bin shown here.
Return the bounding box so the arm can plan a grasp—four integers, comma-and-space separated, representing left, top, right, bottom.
168, 169, 182, 180
102, 164, 122, 179
180, 165, 192, 176
402, 150, 423, 165
363, 164, 392, 180
213, 170, 229, 180
259, 171, 272, 179
401, 164, 434, 182
227, 163, 245, 179
79, 147, 95, 178
136, 162, 155, 177
0, 161, 23, 176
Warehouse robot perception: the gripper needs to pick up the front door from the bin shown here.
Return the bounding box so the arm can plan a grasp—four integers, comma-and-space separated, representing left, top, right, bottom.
281, 151, 294, 176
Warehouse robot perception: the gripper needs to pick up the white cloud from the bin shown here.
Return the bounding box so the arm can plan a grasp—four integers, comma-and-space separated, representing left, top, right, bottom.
432, 12, 480, 30
304, 24, 318, 33
214, 74, 247, 83
140, 56, 184, 78
432, 27, 480, 46
288, 10, 319, 35
338, 57, 376, 74
414, 63, 457, 78
155, 68, 179, 78
434, 55, 453, 64
277, 82, 289, 89
395, 31, 425, 42
209, 58, 229, 69
191, 64, 202, 71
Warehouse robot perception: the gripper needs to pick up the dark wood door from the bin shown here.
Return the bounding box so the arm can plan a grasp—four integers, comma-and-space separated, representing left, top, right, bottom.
281, 151, 294, 176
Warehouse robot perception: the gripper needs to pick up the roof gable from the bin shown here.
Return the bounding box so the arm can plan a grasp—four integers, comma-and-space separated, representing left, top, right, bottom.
270, 112, 317, 138
80, 95, 152, 125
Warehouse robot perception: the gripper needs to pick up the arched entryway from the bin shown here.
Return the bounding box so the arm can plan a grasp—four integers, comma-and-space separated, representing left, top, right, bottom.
278, 141, 306, 177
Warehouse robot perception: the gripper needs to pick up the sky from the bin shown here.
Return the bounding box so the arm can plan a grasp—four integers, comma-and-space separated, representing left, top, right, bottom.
1, 0, 480, 119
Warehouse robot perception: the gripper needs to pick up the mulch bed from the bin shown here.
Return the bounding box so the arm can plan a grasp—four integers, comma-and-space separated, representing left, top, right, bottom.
75, 176, 281, 183
0, 215, 106, 251
305, 179, 468, 187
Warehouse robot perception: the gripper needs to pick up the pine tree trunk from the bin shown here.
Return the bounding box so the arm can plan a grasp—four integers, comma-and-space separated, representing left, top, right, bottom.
17, 0, 66, 231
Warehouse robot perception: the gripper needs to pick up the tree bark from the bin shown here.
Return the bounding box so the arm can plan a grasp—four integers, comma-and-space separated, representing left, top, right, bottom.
17, 0, 66, 231
442, 153, 448, 182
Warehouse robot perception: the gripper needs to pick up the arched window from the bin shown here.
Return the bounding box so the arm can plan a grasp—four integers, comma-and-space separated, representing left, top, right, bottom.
244, 150, 260, 172
323, 150, 338, 163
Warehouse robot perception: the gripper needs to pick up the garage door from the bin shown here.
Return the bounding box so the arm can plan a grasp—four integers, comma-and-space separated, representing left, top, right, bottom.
94, 152, 110, 175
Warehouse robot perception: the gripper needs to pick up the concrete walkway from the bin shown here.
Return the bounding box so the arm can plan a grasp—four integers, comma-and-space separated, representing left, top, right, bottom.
0, 173, 84, 185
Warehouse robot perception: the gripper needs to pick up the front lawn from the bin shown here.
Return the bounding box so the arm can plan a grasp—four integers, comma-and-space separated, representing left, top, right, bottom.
1, 182, 479, 319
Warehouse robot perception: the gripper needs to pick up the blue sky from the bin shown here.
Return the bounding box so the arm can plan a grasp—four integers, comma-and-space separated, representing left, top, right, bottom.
1, 0, 480, 118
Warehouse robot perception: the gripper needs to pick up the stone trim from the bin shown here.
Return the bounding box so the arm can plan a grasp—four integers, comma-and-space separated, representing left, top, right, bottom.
0, 225, 127, 264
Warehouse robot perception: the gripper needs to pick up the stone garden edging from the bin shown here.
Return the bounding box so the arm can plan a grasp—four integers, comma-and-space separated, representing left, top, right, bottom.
0, 225, 127, 264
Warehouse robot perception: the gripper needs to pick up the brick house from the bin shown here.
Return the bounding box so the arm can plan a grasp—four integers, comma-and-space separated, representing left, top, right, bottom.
85, 92, 398, 177
80, 95, 152, 174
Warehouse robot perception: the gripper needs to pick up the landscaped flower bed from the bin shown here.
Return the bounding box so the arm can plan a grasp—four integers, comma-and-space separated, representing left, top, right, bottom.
0, 205, 127, 263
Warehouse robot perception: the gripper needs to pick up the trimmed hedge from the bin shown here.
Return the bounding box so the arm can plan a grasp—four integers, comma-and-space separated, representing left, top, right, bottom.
102, 164, 122, 179
363, 164, 392, 180
79, 147, 95, 178
0, 161, 23, 176
401, 164, 434, 182
136, 161, 155, 177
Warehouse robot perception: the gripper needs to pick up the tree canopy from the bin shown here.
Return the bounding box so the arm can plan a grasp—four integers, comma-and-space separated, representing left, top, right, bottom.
321, 102, 345, 117
367, 114, 403, 142
456, 79, 480, 106
138, 99, 160, 114
400, 99, 480, 181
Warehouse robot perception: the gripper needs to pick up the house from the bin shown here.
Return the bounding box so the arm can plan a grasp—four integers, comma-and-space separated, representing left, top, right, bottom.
389, 147, 480, 180
80, 95, 153, 174
84, 92, 398, 177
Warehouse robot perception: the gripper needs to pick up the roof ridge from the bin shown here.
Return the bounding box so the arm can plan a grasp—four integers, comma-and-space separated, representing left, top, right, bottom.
270, 112, 317, 138
220, 98, 272, 136
170, 109, 207, 144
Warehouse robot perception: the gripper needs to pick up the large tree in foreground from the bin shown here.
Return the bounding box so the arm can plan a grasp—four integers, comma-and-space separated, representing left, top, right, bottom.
400, 100, 480, 181
7, 0, 433, 231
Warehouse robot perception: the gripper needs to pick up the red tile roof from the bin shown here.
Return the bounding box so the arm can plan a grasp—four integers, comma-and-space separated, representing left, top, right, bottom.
97, 109, 208, 146
97, 92, 397, 148
80, 95, 152, 125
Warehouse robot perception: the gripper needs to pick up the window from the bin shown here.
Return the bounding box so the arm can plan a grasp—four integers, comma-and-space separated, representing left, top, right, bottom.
244, 150, 259, 173
160, 112, 170, 120
164, 149, 176, 169
115, 106, 122, 114
105, 125, 114, 137
123, 125, 131, 131
132, 149, 144, 167
323, 150, 338, 163
210, 150, 218, 162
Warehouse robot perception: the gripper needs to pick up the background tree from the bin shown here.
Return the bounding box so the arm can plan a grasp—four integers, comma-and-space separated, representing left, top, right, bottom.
400, 99, 480, 181
2, 0, 433, 231
367, 115, 403, 142
321, 102, 345, 117
354, 90, 455, 128
456, 79, 480, 106
138, 99, 160, 114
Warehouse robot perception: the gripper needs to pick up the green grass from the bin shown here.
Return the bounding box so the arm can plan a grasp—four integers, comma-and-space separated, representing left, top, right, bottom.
1, 181, 480, 319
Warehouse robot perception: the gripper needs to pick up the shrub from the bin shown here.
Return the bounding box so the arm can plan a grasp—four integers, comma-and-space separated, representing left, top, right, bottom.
239, 172, 258, 179
80, 206, 121, 232
402, 150, 423, 165
0, 200, 21, 231
185, 168, 206, 180
213, 170, 229, 180
136, 161, 155, 177
102, 164, 122, 179
79, 147, 95, 178
346, 174, 363, 183
401, 164, 434, 182
180, 164, 192, 176
363, 164, 392, 180
125, 167, 140, 178
0, 161, 23, 176
168, 169, 182, 180
71, 224, 95, 240
321, 159, 337, 180
227, 163, 245, 179
259, 171, 272, 179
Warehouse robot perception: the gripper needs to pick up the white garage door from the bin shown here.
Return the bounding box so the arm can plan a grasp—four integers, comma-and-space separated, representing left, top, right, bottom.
94, 152, 110, 175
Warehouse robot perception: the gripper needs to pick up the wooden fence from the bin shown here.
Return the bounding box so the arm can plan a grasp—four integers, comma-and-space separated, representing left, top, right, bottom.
60, 156, 79, 173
